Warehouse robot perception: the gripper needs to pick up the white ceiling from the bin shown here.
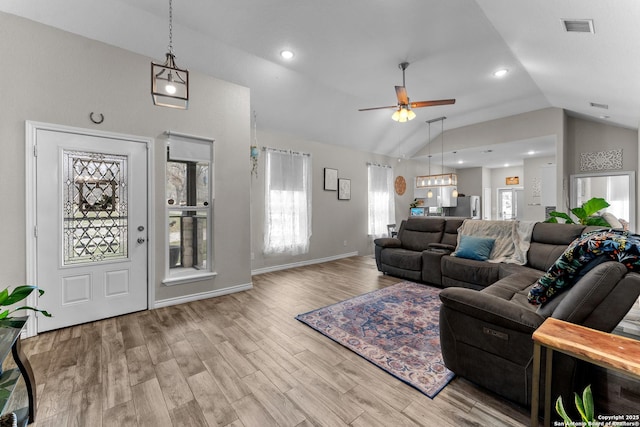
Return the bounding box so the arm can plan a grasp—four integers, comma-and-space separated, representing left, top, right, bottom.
2, 0, 638, 168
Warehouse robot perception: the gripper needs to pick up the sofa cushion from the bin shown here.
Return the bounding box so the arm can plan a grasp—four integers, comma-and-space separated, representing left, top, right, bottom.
536, 261, 627, 323
380, 248, 423, 271
454, 235, 495, 261
399, 218, 445, 251
441, 218, 464, 247
527, 223, 586, 271
441, 256, 500, 289
482, 270, 543, 310
498, 263, 543, 280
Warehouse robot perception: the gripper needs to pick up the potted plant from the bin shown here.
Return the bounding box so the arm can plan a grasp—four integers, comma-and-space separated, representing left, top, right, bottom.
545, 197, 611, 226
0, 285, 51, 328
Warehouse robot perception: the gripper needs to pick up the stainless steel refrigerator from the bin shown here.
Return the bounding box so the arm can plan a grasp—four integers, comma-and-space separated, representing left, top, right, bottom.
451, 195, 481, 219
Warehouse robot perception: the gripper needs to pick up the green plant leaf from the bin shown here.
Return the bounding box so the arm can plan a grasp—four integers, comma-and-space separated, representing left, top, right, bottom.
585, 216, 612, 227
555, 396, 576, 427
544, 216, 559, 223
548, 211, 575, 224
582, 197, 610, 217
4, 285, 39, 305
574, 392, 588, 423
12, 306, 52, 318
570, 207, 587, 223
582, 385, 595, 422
0, 289, 8, 306
0, 310, 8, 320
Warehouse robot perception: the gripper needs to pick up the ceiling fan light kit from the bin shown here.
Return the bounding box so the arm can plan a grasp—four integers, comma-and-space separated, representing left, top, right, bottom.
391, 106, 416, 122
358, 62, 455, 122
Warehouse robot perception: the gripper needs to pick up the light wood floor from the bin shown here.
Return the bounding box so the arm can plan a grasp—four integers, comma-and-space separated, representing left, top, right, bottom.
16, 256, 533, 426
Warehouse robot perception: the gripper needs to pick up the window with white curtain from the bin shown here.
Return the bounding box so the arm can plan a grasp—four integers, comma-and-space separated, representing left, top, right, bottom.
368, 164, 395, 237
264, 149, 312, 255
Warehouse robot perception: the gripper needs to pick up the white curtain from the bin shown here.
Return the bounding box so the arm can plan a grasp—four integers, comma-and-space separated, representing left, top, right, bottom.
368, 164, 395, 237
264, 149, 312, 255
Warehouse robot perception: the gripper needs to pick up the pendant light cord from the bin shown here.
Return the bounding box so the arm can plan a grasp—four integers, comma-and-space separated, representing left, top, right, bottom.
427, 121, 432, 175
441, 118, 444, 173
168, 0, 174, 55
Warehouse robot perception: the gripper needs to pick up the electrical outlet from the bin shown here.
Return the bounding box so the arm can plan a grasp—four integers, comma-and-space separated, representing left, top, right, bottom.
343, 240, 347, 247
250, 252, 255, 260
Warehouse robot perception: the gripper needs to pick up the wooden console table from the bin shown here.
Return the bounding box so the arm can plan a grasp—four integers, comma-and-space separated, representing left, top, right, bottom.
0, 317, 36, 426
531, 317, 640, 427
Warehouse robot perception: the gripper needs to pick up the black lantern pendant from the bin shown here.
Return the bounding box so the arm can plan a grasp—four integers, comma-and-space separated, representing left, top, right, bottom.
151, 0, 189, 109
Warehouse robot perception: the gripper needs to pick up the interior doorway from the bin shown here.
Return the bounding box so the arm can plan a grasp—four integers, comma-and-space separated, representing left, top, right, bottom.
497, 188, 524, 220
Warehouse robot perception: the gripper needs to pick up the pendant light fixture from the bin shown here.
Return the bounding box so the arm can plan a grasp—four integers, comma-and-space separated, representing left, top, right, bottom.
151, 0, 189, 109
416, 117, 458, 189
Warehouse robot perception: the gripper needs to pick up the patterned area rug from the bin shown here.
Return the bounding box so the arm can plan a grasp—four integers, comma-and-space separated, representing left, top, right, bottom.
295, 281, 454, 398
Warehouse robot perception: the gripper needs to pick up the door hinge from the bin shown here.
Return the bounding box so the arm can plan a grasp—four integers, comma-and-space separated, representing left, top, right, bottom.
33, 145, 37, 157
33, 226, 38, 238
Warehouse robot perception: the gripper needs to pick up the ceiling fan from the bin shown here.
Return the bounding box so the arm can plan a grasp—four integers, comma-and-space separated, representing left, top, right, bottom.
358, 62, 455, 122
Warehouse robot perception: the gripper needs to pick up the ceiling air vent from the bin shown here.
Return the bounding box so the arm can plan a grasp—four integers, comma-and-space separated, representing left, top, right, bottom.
590, 102, 608, 110
562, 19, 595, 33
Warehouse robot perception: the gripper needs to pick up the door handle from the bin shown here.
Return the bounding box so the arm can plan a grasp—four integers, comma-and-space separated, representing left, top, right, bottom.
137, 237, 146, 244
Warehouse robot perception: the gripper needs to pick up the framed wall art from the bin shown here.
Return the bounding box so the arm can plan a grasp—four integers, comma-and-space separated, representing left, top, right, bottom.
338, 178, 351, 200
324, 168, 338, 191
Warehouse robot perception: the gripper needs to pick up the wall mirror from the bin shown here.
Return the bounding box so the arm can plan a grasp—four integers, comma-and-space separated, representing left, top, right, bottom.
570, 171, 635, 231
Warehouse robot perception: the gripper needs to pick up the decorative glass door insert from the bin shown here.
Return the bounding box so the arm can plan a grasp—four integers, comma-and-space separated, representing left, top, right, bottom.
63, 150, 128, 265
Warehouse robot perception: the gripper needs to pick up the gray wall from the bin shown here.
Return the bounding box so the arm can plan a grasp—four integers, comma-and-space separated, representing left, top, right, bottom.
523, 156, 555, 221
566, 116, 638, 176
456, 167, 484, 197
0, 12, 251, 304
249, 129, 404, 272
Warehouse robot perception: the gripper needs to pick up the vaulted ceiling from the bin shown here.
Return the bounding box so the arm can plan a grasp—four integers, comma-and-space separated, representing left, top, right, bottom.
1, 0, 638, 164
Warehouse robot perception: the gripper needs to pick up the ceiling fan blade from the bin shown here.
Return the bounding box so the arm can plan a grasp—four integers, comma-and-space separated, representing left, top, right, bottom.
395, 86, 408, 105
358, 105, 398, 111
410, 99, 456, 109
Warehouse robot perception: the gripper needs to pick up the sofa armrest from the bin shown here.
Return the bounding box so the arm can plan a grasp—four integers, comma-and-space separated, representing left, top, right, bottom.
427, 242, 455, 253
373, 237, 402, 248
439, 287, 545, 334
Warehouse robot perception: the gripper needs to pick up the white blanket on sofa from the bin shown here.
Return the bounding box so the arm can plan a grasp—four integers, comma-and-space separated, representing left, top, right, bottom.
455, 219, 536, 265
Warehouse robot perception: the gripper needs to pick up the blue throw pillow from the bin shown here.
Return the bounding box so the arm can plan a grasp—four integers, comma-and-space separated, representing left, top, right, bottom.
454, 235, 495, 261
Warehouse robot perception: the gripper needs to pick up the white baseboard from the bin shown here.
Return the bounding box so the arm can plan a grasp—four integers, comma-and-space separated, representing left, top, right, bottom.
251, 251, 359, 275
153, 282, 253, 309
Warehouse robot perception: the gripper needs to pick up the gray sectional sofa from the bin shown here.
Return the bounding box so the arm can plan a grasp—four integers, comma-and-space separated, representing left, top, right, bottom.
374, 217, 595, 289
374, 217, 640, 412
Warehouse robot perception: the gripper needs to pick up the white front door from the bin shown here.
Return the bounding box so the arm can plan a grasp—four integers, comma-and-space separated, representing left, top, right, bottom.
35, 128, 148, 332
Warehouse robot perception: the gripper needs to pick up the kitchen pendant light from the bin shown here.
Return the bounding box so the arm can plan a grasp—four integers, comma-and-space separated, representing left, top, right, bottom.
151, 0, 189, 109
416, 117, 458, 189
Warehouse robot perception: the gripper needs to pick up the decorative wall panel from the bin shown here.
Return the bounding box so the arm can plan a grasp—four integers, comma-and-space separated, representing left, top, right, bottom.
579, 149, 623, 171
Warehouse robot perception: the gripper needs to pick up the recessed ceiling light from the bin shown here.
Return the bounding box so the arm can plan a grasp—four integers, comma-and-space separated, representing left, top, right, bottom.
493, 68, 509, 78
457, 160, 463, 164
527, 150, 535, 155
600, 115, 610, 119
504, 163, 510, 167
280, 50, 294, 60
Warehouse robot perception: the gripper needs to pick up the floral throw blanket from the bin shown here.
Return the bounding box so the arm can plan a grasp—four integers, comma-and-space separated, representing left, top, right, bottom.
455, 219, 536, 265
